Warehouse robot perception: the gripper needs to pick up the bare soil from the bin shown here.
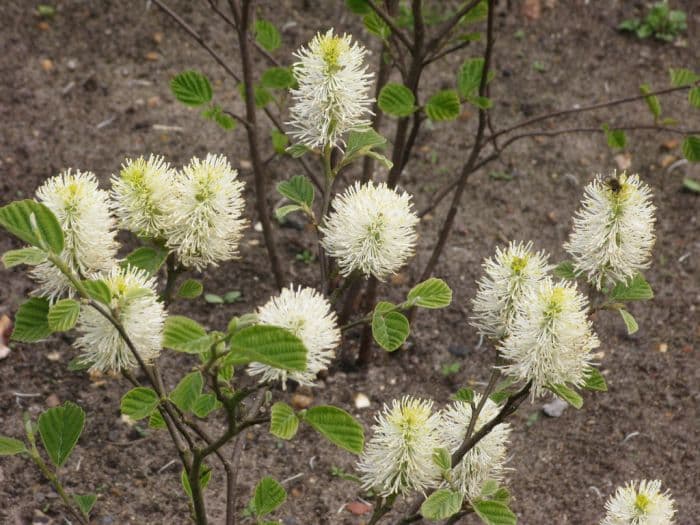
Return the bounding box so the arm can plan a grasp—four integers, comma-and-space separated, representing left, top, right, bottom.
1, 1, 699, 524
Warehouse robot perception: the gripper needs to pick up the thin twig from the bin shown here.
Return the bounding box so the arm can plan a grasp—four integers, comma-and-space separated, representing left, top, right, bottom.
366, 0, 414, 50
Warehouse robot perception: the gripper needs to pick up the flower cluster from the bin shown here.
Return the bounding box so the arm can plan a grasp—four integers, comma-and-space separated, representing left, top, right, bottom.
601, 480, 675, 525
248, 285, 340, 387
358, 396, 511, 499
321, 181, 419, 280
288, 29, 373, 149
565, 172, 656, 289
32, 169, 118, 301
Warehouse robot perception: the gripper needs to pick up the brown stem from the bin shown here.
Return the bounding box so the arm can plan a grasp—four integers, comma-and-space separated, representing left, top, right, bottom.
366, 0, 414, 50
418, 0, 495, 282
424, 0, 482, 56
356, 277, 379, 367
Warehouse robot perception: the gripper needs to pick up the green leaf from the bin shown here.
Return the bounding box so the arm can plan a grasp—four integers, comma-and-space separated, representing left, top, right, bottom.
275, 204, 303, 221
453, 387, 475, 403
202, 105, 236, 130
178, 279, 203, 299
639, 84, 661, 120
492, 487, 511, 504
224, 291, 242, 304
346, 0, 370, 14
468, 95, 493, 109
12, 297, 51, 342
0, 436, 26, 455
553, 261, 577, 279
170, 71, 213, 107
618, 308, 639, 335
286, 144, 312, 158
255, 20, 281, 51
121, 387, 159, 420
683, 177, 700, 193
301, 405, 364, 454
689, 88, 700, 109
610, 273, 654, 301
602, 123, 627, 149
277, 175, 314, 207
230, 325, 307, 372
170, 372, 204, 413
148, 411, 166, 429
181, 465, 212, 499
261, 67, 296, 89
82, 279, 111, 305
460, 0, 488, 24
669, 68, 699, 87
74, 494, 97, 517
472, 499, 517, 525
192, 394, 220, 418
0, 200, 64, 254
163, 316, 213, 354
345, 129, 388, 160
682, 135, 700, 162
123, 246, 169, 275
425, 90, 461, 122
546, 384, 583, 409
372, 301, 410, 352
408, 278, 452, 309
420, 489, 463, 521
204, 293, 224, 304
364, 11, 391, 39
67, 357, 92, 372
270, 402, 299, 440
457, 58, 485, 99
253, 477, 287, 517
583, 367, 608, 392
271, 129, 289, 154
378, 83, 416, 117
47, 299, 80, 332
432, 447, 452, 471
38, 401, 85, 467
2, 247, 46, 268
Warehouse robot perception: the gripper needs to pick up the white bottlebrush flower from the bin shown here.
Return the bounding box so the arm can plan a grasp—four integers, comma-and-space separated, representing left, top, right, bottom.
31, 170, 118, 301
471, 241, 551, 339
320, 181, 418, 280
247, 286, 340, 387
111, 154, 177, 239
564, 172, 656, 289
499, 278, 599, 397
288, 29, 373, 149
357, 396, 443, 497
74, 266, 165, 373
601, 480, 676, 525
440, 395, 511, 500
164, 154, 246, 270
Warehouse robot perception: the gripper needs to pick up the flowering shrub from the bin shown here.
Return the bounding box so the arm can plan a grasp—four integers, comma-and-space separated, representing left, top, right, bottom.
2, 0, 697, 524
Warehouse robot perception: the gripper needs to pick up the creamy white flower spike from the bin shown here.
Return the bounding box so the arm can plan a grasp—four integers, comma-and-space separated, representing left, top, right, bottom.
601, 480, 676, 525
164, 154, 246, 270
358, 396, 442, 497
499, 278, 599, 397
471, 241, 551, 339
321, 181, 418, 280
440, 395, 511, 500
74, 266, 165, 373
288, 29, 373, 149
31, 170, 118, 301
111, 155, 177, 239
248, 286, 340, 387
564, 172, 656, 289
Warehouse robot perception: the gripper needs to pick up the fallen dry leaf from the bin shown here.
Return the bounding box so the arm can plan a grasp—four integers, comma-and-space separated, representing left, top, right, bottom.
523, 0, 541, 20
659, 155, 677, 168
152, 31, 164, 44
346, 501, 372, 515
661, 139, 679, 151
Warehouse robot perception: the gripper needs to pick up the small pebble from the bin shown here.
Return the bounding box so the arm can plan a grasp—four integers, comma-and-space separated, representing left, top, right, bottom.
354, 393, 370, 409
543, 398, 569, 418
291, 393, 312, 409
448, 345, 469, 357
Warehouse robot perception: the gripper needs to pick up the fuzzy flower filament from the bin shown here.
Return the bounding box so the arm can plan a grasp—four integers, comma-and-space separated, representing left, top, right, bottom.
31, 170, 118, 300
499, 278, 599, 396
471, 241, 551, 339
111, 154, 177, 239
564, 172, 656, 289
247, 286, 340, 387
357, 396, 442, 497
288, 29, 373, 149
440, 395, 511, 500
74, 266, 165, 373
321, 181, 418, 280
164, 154, 246, 270
601, 480, 676, 525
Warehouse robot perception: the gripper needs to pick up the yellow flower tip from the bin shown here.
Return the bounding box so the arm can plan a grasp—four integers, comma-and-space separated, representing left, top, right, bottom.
510, 255, 529, 274
319, 34, 348, 72
634, 493, 652, 514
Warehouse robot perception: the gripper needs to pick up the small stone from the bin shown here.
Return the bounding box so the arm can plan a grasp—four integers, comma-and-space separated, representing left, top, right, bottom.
66, 58, 78, 70
291, 393, 313, 409
448, 345, 469, 357
37, 21, 50, 31
658, 343, 668, 353
45, 393, 60, 408
144, 51, 160, 61
661, 139, 679, 151
390, 272, 408, 285
239, 159, 253, 170
147, 95, 161, 108
291, 486, 303, 497
46, 351, 61, 361
542, 398, 569, 417
345, 501, 372, 515
614, 153, 632, 171
354, 393, 370, 409
152, 31, 164, 44
254, 222, 263, 232
546, 210, 558, 224
40, 59, 54, 72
